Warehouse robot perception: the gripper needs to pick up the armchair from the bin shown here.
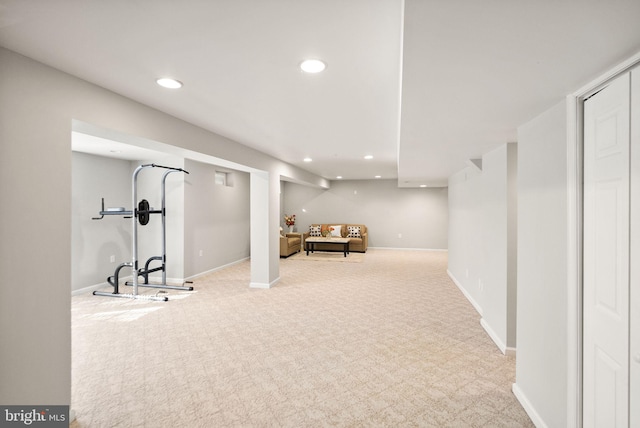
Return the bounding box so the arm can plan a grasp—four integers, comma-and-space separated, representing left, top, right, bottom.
280, 232, 302, 257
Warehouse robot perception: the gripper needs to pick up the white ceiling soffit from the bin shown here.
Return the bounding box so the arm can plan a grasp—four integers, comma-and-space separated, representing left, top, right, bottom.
71, 132, 168, 162
1, 1, 640, 187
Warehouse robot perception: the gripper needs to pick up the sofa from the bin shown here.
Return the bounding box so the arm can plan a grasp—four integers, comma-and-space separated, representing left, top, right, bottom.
302, 224, 368, 253
280, 232, 302, 257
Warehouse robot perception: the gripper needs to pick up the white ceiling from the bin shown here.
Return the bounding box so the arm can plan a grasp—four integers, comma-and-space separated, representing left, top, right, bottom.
2, 1, 640, 187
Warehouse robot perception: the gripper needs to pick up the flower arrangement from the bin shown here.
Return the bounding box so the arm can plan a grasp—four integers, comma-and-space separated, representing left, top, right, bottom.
284, 214, 296, 226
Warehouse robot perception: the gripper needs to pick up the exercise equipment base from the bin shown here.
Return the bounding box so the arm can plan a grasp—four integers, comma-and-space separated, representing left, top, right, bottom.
93, 291, 168, 302
124, 281, 194, 291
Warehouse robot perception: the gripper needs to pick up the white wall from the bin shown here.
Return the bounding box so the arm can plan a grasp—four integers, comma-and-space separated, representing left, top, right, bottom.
71, 152, 132, 291
0, 47, 327, 407
447, 143, 518, 353
513, 100, 568, 427
447, 165, 485, 314
282, 179, 449, 249
184, 159, 250, 278
1, 50, 73, 405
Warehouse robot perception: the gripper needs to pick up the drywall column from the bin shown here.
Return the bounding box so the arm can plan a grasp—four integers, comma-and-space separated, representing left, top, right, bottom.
480, 143, 518, 355
506, 143, 518, 350
513, 99, 569, 427
250, 171, 279, 288
0, 49, 71, 405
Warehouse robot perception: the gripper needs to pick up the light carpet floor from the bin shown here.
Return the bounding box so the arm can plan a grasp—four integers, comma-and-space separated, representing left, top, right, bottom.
70, 249, 533, 427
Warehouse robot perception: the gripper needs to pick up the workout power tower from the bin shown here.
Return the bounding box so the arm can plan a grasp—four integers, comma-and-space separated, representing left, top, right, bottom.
92, 163, 193, 301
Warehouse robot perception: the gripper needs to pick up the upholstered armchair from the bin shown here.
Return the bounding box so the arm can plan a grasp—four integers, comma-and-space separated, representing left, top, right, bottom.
280, 231, 302, 257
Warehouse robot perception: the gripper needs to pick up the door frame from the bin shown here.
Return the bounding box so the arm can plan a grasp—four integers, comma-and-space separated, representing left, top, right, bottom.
567, 52, 640, 428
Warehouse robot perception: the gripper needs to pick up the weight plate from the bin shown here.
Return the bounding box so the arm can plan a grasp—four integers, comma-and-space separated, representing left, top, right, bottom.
138, 199, 150, 225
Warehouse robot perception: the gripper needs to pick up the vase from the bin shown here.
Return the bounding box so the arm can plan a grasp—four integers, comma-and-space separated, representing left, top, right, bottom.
288, 226, 294, 233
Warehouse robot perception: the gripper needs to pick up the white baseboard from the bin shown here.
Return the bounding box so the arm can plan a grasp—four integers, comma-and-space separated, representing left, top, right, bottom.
447, 269, 483, 316
250, 276, 280, 289
447, 271, 517, 357
185, 257, 250, 281
368, 247, 448, 251
72, 283, 106, 296
480, 318, 516, 356
512, 383, 548, 428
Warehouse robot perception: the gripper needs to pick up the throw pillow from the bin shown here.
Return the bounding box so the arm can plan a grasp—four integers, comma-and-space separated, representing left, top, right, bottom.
309, 225, 322, 237
330, 225, 342, 237
347, 226, 361, 238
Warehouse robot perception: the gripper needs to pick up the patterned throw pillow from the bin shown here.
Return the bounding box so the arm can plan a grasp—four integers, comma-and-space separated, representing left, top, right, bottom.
309, 225, 322, 237
347, 226, 361, 238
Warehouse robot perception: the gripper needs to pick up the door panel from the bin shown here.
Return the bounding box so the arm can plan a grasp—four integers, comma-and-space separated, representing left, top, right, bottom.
594, 347, 621, 426
583, 72, 630, 427
593, 182, 624, 318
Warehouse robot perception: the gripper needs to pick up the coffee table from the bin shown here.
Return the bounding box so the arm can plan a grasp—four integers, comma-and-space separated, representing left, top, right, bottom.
305, 237, 352, 257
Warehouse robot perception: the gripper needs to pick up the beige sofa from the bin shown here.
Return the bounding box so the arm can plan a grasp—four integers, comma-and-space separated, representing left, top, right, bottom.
303, 224, 368, 253
280, 232, 302, 257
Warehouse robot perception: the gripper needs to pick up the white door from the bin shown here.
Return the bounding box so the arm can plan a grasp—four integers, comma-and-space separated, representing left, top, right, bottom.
629, 66, 640, 428
583, 72, 630, 427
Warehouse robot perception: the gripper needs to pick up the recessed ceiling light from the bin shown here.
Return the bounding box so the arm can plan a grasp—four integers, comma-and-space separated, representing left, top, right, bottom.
420, 184, 428, 188
375, 175, 382, 179
336, 176, 343, 179
300, 59, 326, 73
303, 157, 313, 162
364, 155, 373, 160
156, 78, 183, 89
